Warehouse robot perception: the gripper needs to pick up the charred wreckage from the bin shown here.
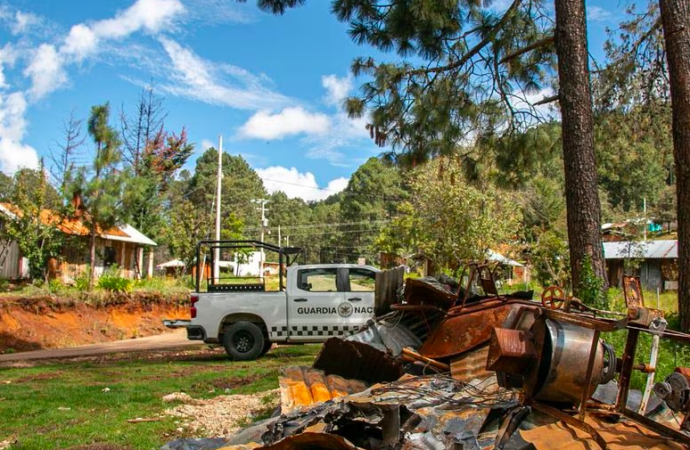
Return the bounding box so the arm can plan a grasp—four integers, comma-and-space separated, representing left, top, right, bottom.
165, 264, 690, 450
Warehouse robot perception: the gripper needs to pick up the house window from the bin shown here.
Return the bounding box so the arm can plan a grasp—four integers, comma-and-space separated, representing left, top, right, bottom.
103, 246, 116, 268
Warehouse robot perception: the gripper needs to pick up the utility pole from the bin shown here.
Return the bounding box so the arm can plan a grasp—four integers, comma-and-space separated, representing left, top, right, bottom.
214, 136, 223, 284
643, 196, 647, 242
278, 225, 281, 248
255, 199, 269, 275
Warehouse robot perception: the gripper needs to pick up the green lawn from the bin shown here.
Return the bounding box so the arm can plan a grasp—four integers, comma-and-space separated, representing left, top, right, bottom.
0, 345, 321, 450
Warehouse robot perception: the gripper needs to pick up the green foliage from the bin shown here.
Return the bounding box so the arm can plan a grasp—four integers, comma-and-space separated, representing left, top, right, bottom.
379, 158, 521, 270
0, 172, 11, 202
595, 108, 671, 212
97, 276, 131, 293
74, 273, 90, 292
531, 229, 570, 287
163, 198, 210, 266
67, 103, 129, 289
332, 0, 556, 164
186, 148, 266, 231
2, 165, 65, 280
97, 267, 132, 293
339, 157, 407, 263
578, 254, 607, 309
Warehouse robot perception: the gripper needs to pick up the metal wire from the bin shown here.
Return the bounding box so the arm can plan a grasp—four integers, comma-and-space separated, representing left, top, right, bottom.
370, 374, 519, 410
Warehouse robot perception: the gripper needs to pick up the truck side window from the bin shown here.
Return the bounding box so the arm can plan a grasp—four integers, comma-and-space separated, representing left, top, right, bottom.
348, 269, 376, 292
297, 269, 338, 292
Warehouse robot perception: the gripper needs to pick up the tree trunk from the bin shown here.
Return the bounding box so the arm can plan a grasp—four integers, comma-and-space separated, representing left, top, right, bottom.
659, 0, 690, 331
554, 0, 607, 295
88, 227, 96, 290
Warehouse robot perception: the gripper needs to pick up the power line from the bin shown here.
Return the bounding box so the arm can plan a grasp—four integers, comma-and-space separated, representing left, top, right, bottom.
243, 220, 390, 233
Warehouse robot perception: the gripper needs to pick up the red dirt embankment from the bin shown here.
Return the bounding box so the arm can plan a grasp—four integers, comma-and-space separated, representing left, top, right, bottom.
0, 294, 190, 353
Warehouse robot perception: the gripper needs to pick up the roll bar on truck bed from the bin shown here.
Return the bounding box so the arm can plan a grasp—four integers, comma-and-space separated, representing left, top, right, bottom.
194, 240, 303, 292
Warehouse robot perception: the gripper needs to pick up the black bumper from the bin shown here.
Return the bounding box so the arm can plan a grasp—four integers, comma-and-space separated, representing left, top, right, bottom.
186, 326, 206, 341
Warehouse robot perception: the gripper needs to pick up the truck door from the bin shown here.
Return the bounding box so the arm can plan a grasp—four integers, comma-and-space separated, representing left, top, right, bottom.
344, 267, 377, 328
287, 267, 349, 342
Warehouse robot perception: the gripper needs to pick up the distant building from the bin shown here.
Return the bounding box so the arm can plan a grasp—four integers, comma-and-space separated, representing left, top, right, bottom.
603, 240, 677, 291
0, 203, 156, 282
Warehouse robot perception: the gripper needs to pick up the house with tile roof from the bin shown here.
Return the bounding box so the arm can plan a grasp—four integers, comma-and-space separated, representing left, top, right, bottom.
0, 203, 156, 282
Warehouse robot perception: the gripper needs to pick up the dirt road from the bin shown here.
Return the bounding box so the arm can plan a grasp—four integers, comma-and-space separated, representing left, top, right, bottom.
0, 329, 204, 362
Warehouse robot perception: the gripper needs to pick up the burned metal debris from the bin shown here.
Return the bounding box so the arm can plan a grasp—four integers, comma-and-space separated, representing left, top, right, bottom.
163, 269, 690, 450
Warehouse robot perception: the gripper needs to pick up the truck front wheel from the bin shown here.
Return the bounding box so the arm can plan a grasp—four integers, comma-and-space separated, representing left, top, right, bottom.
223, 322, 265, 361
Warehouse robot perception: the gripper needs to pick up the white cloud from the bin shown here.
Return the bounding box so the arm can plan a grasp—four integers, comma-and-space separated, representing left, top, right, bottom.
0, 44, 18, 89
63, 24, 99, 61
0, 92, 39, 174
200, 139, 216, 152
97, 0, 185, 39
304, 111, 370, 166
515, 86, 558, 119
325, 177, 349, 193
234, 73, 374, 166
158, 37, 290, 110
11, 10, 41, 35
239, 107, 331, 140
587, 6, 612, 22
21, 0, 186, 99
322, 74, 352, 107
257, 166, 348, 201
186, 0, 254, 25
24, 44, 68, 100
0, 139, 39, 174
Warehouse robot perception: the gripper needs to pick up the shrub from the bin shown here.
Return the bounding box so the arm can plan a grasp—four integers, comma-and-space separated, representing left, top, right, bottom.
97, 266, 132, 293
97, 275, 132, 293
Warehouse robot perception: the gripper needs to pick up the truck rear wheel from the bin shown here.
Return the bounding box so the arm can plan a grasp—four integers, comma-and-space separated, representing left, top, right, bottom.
223, 322, 265, 361
259, 340, 273, 357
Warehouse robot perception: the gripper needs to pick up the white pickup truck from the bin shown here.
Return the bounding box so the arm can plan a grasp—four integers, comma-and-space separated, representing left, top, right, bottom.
165, 240, 379, 360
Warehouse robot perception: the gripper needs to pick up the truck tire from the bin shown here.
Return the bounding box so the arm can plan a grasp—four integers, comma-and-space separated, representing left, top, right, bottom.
223, 322, 265, 361
259, 340, 273, 357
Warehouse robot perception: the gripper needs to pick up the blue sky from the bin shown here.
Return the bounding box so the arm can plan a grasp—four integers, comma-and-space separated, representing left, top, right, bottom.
0, 0, 621, 201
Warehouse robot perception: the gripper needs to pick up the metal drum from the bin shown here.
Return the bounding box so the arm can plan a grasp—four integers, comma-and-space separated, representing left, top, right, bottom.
530, 319, 606, 403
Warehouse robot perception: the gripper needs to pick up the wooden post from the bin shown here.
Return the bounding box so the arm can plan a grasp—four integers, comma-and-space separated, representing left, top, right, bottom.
147, 249, 154, 280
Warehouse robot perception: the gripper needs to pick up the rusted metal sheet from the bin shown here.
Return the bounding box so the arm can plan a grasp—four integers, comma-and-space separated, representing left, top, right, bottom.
450, 344, 493, 382
392, 308, 443, 343
518, 412, 686, 450
623, 276, 644, 308
312, 338, 403, 384
403, 277, 457, 309
419, 303, 516, 359
486, 328, 536, 373
279, 367, 367, 412
346, 314, 422, 356
374, 266, 404, 316
257, 433, 360, 450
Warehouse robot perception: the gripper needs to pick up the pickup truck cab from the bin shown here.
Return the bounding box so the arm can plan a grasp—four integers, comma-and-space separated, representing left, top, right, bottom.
165, 240, 379, 360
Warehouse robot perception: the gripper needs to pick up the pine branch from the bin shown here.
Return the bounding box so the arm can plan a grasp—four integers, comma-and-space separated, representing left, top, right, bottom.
408, 0, 524, 76
533, 94, 559, 106
499, 36, 554, 65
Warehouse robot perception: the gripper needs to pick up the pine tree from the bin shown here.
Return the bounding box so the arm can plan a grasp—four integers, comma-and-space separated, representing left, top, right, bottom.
241, 0, 605, 296
660, 0, 690, 330
69, 103, 128, 289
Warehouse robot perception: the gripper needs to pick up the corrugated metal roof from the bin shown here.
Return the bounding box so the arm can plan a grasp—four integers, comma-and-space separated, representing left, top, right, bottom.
488, 250, 524, 267
104, 223, 157, 246
603, 240, 677, 260
279, 367, 368, 412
